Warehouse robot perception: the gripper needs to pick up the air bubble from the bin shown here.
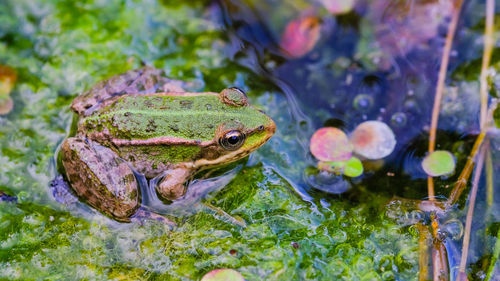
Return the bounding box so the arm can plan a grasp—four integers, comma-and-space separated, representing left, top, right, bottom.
353, 94, 374, 112
391, 112, 407, 127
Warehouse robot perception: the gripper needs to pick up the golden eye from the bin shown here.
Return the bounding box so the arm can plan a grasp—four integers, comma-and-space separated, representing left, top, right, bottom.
219, 130, 246, 151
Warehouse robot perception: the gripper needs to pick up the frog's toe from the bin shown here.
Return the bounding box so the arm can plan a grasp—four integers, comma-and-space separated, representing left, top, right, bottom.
156, 168, 191, 201
131, 207, 176, 228
50, 175, 79, 205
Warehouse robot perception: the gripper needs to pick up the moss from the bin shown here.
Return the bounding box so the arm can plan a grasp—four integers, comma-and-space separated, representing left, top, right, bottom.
0, 0, 424, 280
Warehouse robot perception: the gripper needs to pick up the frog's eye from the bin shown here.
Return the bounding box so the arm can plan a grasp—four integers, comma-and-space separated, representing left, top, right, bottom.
219, 130, 246, 151
220, 88, 248, 107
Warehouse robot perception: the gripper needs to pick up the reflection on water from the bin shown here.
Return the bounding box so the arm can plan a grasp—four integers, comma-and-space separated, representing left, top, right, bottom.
0, 0, 499, 279
138, 167, 239, 218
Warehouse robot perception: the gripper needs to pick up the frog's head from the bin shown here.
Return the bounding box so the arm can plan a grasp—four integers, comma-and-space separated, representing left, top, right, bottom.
193, 88, 276, 169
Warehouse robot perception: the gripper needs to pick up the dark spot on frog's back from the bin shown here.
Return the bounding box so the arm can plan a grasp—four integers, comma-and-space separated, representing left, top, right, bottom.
145, 119, 157, 132
169, 124, 179, 132
180, 100, 193, 109
136, 81, 146, 92
143, 99, 153, 108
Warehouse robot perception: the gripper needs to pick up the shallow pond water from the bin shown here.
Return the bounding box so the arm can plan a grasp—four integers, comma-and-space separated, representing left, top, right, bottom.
0, 0, 499, 280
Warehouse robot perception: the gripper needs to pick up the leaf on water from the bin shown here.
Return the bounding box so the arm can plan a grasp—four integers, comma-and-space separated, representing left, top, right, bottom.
0, 65, 17, 96
200, 269, 245, 281
0, 65, 16, 115
343, 156, 363, 177
350, 121, 396, 160
310, 127, 353, 161
422, 150, 456, 177
370, 0, 454, 57
280, 16, 321, 58
318, 156, 363, 177
318, 160, 346, 174
0, 96, 13, 115
318, 0, 355, 15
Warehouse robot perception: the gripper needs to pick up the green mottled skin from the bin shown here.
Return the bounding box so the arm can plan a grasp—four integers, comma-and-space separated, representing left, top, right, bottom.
60, 67, 276, 221
83, 94, 271, 142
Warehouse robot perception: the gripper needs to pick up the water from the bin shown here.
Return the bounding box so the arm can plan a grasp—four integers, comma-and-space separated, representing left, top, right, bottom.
0, 0, 499, 280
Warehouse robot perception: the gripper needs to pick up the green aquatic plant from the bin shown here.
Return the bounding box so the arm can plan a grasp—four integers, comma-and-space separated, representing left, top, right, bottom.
0, 0, 423, 280
421, 150, 456, 177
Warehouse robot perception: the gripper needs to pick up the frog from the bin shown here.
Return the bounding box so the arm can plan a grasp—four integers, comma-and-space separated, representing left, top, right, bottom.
59, 67, 276, 222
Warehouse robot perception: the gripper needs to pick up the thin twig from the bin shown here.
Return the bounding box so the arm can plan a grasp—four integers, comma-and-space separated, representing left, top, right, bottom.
479, 0, 495, 129
418, 223, 431, 281
447, 0, 495, 207
458, 145, 486, 281
486, 146, 493, 207
433, 239, 449, 281
427, 0, 464, 200
446, 130, 486, 206
482, 0, 496, 209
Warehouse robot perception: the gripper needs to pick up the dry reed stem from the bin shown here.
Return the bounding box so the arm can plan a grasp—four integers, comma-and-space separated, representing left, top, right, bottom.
447, 0, 495, 206
482, 0, 496, 210
418, 223, 431, 281
427, 0, 464, 200
446, 130, 486, 206
457, 145, 486, 281
433, 239, 449, 281
479, 0, 495, 129
486, 146, 493, 207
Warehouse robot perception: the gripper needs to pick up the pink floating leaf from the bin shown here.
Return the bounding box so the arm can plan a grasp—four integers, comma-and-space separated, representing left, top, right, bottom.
310, 127, 353, 161
280, 16, 321, 58
350, 121, 396, 160
319, 0, 355, 15
0, 97, 13, 115
201, 269, 245, 281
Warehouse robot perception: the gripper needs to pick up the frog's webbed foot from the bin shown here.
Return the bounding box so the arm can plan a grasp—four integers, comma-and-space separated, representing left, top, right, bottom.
201, 202, 247, 228
130, 207, 176, 228
61, 138, 139, 221
50, 174, 79, 205
156, 168, 192, 201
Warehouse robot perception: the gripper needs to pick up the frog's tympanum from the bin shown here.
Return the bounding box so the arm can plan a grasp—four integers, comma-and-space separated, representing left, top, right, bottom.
59, 67, 276, 222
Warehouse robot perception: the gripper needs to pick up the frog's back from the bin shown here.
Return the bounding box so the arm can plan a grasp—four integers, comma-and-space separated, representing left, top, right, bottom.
71, 67, 186, 116
81, 93, 269, 142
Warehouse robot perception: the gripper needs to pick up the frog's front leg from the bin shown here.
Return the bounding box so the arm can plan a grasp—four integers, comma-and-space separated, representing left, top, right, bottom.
156, 167, 192, 201
61, 137, 139, 221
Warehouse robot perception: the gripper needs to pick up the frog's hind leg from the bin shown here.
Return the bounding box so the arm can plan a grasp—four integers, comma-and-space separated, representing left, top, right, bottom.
61, 138, 139, 221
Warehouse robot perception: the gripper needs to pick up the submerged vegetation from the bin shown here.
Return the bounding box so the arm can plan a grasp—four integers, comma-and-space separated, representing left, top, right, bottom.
0, 0, 499, 280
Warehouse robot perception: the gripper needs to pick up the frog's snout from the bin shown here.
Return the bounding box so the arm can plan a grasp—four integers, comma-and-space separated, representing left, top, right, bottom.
263, 116, 277, 140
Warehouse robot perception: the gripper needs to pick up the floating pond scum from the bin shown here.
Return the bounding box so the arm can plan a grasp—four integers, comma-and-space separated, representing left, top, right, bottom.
0, 0, 499, 280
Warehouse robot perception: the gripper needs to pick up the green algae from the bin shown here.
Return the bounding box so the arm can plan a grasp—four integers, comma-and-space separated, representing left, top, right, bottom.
0, 166, 419, 280
0, 0, 431, 280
